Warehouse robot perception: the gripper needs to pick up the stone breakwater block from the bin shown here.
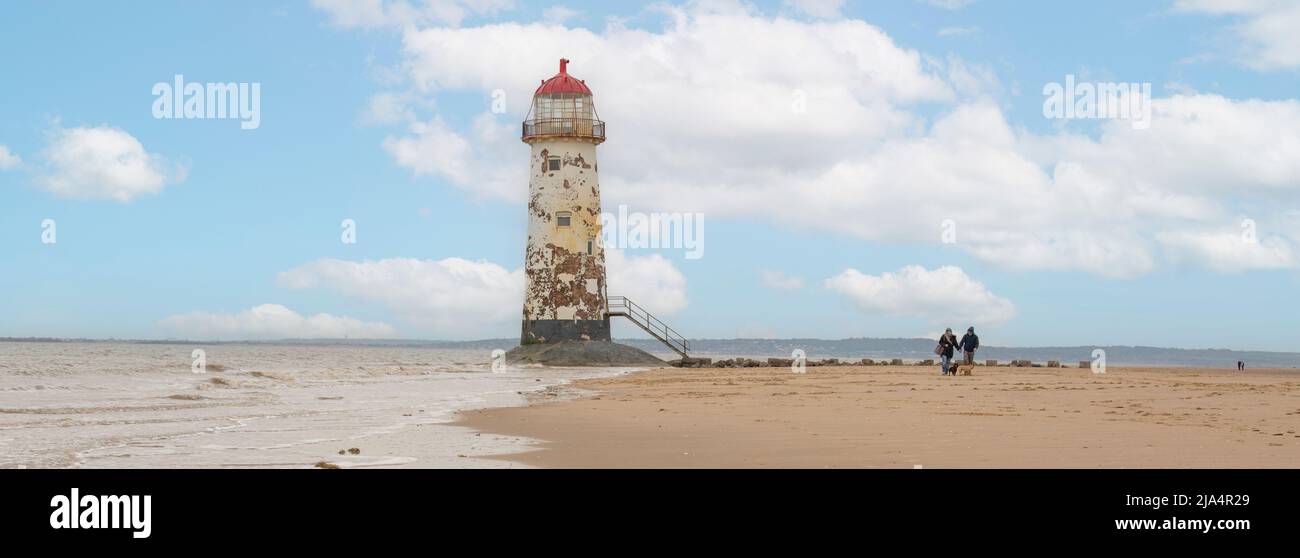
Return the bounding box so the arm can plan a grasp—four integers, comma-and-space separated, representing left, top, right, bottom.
767, 358, 794, 367
1012, 360, 1031, 367
1080, 361, 1091, 369
890, 359, 904, 366
919, 359, 934, 366
713, 358, 762, 368
986, 360, 998, 366
859, 358, 875, 365
1047, 360, 1061, 368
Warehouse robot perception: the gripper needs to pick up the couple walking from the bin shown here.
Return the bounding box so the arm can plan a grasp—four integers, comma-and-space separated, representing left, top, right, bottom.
937, 327, 979, 376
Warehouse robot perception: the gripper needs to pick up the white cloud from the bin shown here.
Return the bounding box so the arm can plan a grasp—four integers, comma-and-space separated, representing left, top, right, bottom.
383, 114, 522, 200
37, 125, 183, 202
378, 5, 951, 201
760, 269, 804, 290
782, 0, 844, 19
1158, 229, 1297, 273
1176, 0, 1300, 70
606, 249, 688, 314
277, 250, 687, 337
825, 265, 1016, 326
383, 118, 472, 181
278, 257, 524, 337
361, 92, 421, 125
0, 145, 20, 170
311, 0, 515, 29
159, 304, 397, 340
542, 5, 579, 25
321, 1, 1300, 277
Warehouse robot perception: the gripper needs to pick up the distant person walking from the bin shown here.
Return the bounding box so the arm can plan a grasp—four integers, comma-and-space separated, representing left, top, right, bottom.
1237, 361, 1245, 371
937, 328, 958, 376
960, 327, 980, 365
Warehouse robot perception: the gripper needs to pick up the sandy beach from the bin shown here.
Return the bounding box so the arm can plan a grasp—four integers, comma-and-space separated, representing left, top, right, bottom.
457, 364, 1300, 468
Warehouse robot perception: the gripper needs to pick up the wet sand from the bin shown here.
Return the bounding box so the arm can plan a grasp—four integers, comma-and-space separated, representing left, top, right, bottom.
456, 365, 1300, 468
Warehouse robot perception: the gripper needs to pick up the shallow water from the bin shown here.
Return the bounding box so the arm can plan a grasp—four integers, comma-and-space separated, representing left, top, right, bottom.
0, 342, 634, 468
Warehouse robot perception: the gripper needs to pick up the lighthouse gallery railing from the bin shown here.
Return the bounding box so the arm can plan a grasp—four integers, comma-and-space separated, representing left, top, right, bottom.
522, 118, 605, 141
606, 296, 690, 358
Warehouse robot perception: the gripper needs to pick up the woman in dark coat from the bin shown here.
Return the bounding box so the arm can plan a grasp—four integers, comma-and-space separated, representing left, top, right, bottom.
938, 328, 958, 376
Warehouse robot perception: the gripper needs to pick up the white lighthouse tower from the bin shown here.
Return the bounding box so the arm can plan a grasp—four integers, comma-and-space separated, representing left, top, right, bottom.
519, 59, 610, 344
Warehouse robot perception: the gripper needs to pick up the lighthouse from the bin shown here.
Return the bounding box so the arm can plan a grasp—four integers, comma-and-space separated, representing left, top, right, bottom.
519, 59, 610, 344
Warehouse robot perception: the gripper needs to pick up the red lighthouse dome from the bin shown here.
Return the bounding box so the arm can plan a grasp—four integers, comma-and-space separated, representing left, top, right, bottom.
535, 58, 592, 95
522, 58, 604, 144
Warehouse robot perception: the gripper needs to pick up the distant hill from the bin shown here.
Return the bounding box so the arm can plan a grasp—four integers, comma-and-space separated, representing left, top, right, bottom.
3, 336, 1295, 368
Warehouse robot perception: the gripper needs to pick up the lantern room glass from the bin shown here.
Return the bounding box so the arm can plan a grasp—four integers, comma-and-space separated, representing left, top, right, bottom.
534, 93, 591, 120
525, 92, 603, 139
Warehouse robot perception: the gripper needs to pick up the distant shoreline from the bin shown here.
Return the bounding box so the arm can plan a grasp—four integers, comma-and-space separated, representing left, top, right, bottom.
1, 337, 1295, 369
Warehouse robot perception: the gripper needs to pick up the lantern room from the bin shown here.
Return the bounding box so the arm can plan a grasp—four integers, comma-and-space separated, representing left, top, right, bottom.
522, 59, 605, 143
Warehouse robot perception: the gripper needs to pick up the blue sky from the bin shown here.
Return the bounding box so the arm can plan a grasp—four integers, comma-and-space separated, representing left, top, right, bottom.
2, 0, 1298, 350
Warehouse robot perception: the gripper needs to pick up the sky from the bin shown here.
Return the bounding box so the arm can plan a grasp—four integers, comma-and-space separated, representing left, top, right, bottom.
1, 0, 1299, 350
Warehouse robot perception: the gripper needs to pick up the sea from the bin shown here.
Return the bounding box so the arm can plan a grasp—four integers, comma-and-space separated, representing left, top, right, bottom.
0, 341, 640, 469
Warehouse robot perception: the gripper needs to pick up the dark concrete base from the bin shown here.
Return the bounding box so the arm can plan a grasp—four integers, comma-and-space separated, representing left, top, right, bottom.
520, 318, 611, 344
505, 340, 665, 367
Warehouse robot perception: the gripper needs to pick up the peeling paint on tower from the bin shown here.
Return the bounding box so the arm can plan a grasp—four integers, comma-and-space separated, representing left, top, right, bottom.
519, 59, 611, 344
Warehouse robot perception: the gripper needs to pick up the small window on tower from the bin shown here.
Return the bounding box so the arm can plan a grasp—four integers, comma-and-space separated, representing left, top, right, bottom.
586, 238, 594, 255
547, 157, 561, 171
556, 212, 571, 227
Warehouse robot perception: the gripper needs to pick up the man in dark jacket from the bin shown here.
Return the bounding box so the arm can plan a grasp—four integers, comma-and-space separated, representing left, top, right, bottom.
959, 327, 979, 365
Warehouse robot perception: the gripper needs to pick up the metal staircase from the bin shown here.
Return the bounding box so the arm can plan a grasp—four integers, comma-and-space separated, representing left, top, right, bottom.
607, 296, 690, 358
